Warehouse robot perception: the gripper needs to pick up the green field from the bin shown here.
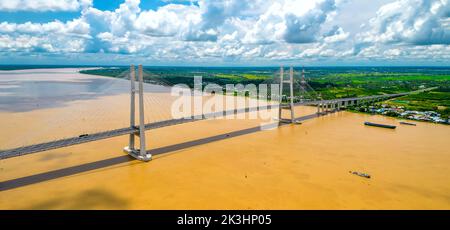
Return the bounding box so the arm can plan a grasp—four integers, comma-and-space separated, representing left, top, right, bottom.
384, 88, 450, 117
312, 73, 450, 99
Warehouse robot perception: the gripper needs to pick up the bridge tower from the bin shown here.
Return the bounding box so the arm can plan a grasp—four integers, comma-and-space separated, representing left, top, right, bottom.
124, 64, 151, 162
278, 66, 298, 124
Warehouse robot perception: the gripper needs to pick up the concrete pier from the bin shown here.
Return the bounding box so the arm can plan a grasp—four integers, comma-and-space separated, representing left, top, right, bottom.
124, 64, 151, 162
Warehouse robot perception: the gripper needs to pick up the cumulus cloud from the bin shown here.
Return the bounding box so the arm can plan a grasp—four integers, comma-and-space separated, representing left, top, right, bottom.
0, 20, 89, 36
0, 0, 92, 12
353, 43, 450, 62
358, 0, 450, 45
0, 0, 449, 64
0, 19, 89, 53
323, 25, 349, 43
283, 0, 337, 43
0, 33, 86, 53
241, 0, 338, 44
135, 4, 195, 37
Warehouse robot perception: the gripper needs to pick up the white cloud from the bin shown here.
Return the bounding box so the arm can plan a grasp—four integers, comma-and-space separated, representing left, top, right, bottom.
135, 4, 194, 37
0, 20, 89, 36
0, 0, 449, 64
0, 0, 92, 12
283, 0, 338, 43
0, 33, 86, 53
358, 0, 450, 45
0, 18, 89, 53
241, 0, 338, 44
323, 26, 349, 43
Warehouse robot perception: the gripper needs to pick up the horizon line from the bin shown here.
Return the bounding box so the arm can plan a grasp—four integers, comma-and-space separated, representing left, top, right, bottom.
1, 64, 450, 68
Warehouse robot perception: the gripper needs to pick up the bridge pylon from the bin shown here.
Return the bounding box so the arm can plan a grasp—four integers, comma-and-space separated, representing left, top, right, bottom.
124, 64, 151, 162
278, 66, 300, 124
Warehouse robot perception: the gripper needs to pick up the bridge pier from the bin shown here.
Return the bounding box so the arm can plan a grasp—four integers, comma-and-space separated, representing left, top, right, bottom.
124, 64, 151, 162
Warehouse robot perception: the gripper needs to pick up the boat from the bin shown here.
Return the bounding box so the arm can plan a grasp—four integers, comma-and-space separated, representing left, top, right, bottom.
364, 122, 396, 129
400, 121, 417, 126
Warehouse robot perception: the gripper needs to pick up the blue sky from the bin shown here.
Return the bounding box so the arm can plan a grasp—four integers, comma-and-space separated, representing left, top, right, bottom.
0, 0, 449, 66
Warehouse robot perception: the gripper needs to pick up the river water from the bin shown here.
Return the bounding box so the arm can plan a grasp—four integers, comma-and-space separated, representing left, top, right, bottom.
0, 69, 449, 209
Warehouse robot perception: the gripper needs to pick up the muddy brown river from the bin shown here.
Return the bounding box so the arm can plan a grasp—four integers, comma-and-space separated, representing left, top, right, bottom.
1, 69, 449, 209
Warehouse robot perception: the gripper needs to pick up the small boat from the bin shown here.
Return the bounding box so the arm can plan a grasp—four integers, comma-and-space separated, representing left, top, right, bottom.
400, 121, 417, 126
350, 171, 371, 179
364, 122, 396, 129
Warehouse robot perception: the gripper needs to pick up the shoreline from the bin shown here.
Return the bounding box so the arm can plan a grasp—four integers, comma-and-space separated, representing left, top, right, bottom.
346, 109, 450, 126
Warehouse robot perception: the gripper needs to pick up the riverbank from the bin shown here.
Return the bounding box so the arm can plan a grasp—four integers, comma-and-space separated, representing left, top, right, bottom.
347, 101, 449, 125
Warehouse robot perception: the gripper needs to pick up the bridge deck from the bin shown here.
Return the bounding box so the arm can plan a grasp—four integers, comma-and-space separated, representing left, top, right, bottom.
0, 106, 277, 159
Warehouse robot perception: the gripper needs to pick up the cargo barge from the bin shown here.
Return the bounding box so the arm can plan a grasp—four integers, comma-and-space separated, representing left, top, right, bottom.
400, 121, 417, 126
364, 122, 396, 129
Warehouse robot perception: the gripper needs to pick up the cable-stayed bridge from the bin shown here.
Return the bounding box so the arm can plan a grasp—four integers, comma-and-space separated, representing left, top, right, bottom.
0, 65, 433, 161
